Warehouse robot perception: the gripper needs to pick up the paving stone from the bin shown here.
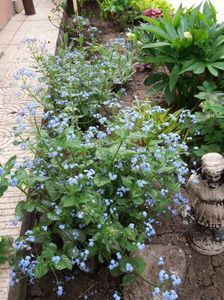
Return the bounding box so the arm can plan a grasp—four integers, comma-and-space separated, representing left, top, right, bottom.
211, 255, 224, 268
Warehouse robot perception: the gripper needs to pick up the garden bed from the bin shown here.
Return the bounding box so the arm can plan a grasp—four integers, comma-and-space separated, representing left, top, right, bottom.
4, 1, 224, 300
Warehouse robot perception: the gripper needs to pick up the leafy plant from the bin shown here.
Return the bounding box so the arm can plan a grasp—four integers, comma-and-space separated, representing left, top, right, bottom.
190, 81, 224, 156
97, 0, 173, 25
3, 13, 194, 297
139, 1, 224, 107
97, 0, 135, 26
0, 236, 13, 265
1, 96, 192, 290
131, 0, 173, 14
20, 39, 134, 129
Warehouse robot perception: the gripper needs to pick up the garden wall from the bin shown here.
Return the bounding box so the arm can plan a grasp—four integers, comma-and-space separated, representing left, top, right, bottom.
0, 0, 15, 30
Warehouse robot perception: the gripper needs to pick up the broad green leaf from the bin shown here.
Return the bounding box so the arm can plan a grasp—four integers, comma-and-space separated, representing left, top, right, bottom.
24, 200, 36, 213
207, 64, 218, 76
94, 173, 110, 187
122, 274, 136, 286
45, 181, 59, 201
141, 24, 172, 42
169, 65, 179, 92
211, 62, 224, 70
120, 256, 146, 275
122, 176, 133, 189
42, 247, 55, 260
4, 156, 17, 174
61, 195, 76, 207
55, 255, 72, 270
47, 212, 61, 221
15, 200, 26, 217
179, 59, 198, 74
0, 179, 8, 197
192, 29, 208, 43
192, 62, 206, 74
160, 19, 177, 41
79, 193, 95, 204
211, 46, 224, 62
34, 262, 49, 279
133, 197, 145, 205
96, 148, 112, 161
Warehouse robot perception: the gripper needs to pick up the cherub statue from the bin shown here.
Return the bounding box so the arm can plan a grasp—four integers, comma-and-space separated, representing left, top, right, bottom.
186, 153, 224, 255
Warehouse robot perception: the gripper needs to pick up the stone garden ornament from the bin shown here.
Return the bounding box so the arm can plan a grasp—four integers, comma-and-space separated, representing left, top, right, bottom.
186, 153, 224, 255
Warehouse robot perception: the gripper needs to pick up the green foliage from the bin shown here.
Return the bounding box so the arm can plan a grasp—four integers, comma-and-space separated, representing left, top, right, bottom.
1, 19, 193, 292
131, 0, 173, 13
2, 95, 191, 283
138, 1, 224, 107
28, 40, 134, 129
97, 0, 173, 25
97, 0, 136, 26
0, 236, 13, 265
191, 81, 224, 156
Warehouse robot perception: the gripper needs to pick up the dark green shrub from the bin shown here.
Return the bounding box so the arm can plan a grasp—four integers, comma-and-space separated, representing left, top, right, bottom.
138, 1, 224, 107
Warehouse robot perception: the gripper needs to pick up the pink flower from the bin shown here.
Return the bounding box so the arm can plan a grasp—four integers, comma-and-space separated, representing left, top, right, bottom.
142, 8, 163, 18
